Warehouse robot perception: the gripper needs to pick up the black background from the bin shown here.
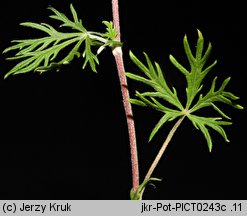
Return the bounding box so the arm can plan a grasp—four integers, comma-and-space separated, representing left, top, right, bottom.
0, 1, 246, 199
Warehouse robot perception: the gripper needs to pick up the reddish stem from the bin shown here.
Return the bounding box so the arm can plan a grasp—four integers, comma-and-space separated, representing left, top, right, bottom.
111, 0, 140, 193
111, 0, 121, 41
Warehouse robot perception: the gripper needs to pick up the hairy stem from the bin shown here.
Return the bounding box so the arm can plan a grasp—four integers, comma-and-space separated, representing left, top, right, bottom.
111, 0, 140, 193
140, 115, 186, 199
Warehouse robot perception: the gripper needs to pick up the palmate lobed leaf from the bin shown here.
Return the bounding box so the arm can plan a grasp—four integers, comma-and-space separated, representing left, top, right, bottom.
127, 30, 243, 151
3, 4, 90, 78
3, 4, 120, 78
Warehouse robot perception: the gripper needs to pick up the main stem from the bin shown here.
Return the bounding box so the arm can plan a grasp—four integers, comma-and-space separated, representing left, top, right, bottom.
111, 0, 140, 193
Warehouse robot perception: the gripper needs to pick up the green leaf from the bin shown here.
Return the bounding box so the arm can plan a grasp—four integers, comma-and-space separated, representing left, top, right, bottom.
211, 103, 231, 120
125, 72, 154, 86
3, 32, 83, 78
127, 30, 243, 150
170, 30, 217, 109
70, 4, 79, 23
102, 21, 117, 39
188, 114, 231, 151
82, 36, 99, 72
134, 91, 177, 113
48, 4, 86, 32
127, 51, 184, 110
190, 77, 243, 112
149, 111, 182, 142
3, 4, 119, 78
129, 98, 146, 107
